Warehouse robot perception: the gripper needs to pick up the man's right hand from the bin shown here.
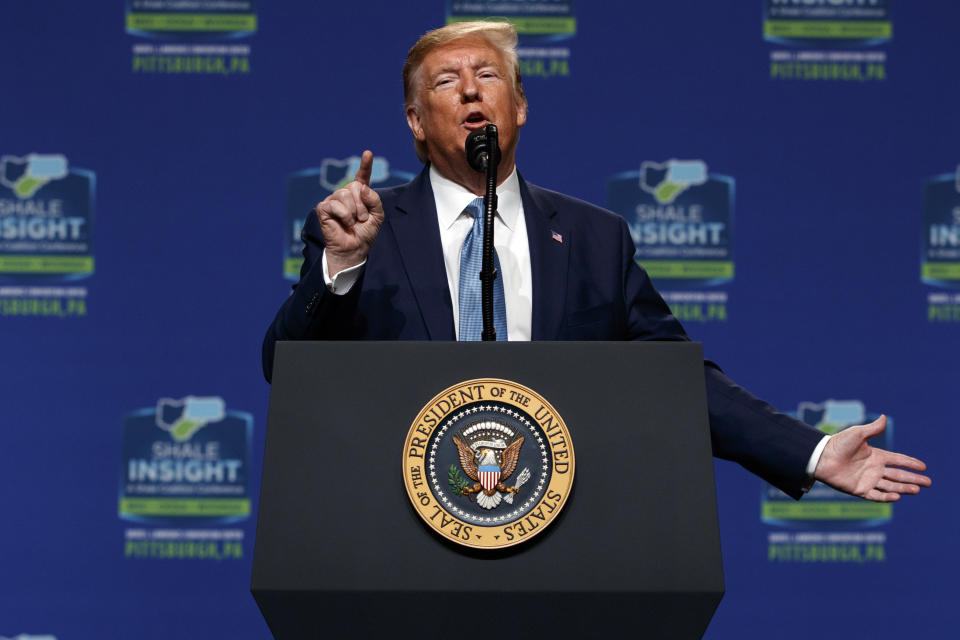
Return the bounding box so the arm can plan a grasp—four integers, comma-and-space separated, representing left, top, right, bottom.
315, 149, 385, 276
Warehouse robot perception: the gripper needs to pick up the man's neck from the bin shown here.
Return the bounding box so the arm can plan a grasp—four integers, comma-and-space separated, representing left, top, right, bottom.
430, 164, 520, 217
429, 156, 517, 196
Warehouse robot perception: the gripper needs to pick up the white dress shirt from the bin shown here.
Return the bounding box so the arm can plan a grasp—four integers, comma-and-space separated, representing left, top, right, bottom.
322, 165, 533, 340
429, 165, 532, 340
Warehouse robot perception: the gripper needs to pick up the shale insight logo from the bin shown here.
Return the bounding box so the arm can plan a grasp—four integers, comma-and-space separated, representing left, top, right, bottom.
283, 155, 414, 280
447, 1, 576, 79
608, 159, 734, 283
0, 153, 95, 280
126, 0, 257, 39
764, 0, 891, 45
606, 160, 734, 322
922, 165, 960, 322
0, 153, 94, 318
119, 396, 252, 524
765, 0, 891, 83
127, 1, 256, 75
763, 399, 894, 530
764, 399, 892, 563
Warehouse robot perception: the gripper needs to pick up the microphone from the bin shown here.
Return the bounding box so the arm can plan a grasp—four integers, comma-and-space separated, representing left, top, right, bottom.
464, 124, 501, 341
465, 126, 501, 173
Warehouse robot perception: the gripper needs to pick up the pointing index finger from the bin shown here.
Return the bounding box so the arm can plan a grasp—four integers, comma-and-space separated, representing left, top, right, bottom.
354, 150, 374, 186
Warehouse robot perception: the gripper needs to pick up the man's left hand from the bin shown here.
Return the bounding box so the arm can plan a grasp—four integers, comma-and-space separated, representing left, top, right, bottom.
814, 415, 931, 502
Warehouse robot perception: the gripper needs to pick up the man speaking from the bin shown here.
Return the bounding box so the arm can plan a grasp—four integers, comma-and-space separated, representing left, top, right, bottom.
262, 21, 929, 503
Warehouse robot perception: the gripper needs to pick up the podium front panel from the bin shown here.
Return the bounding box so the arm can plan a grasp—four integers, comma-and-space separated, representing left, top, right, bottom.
252, 341, 723, 638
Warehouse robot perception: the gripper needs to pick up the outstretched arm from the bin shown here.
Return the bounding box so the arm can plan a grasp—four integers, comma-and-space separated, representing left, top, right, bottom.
814, 415, 931, 502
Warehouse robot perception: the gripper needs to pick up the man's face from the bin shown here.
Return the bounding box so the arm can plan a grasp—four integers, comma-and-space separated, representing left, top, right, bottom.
406, 36, 527, 181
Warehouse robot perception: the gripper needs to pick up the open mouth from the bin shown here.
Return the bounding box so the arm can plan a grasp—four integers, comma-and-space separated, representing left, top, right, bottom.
463, 112, 490, 128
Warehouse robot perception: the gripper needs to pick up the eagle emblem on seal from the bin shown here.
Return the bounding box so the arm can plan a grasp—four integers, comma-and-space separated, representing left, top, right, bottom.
450, 420, 532, 510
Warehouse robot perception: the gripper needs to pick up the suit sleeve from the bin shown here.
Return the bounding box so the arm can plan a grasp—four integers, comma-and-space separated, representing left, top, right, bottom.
617, 218, 823, 499
261, 211, 363, 382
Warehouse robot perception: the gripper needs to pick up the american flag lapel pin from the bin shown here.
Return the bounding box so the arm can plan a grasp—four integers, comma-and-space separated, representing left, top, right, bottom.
551, 230, 563, 243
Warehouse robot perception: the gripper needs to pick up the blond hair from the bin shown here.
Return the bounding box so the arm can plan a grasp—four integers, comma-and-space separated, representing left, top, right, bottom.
403, 21, 527, 163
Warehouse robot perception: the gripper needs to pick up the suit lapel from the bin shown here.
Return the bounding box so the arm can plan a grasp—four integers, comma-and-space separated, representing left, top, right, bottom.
520, 176, 569, 340
385, 167, 456, 340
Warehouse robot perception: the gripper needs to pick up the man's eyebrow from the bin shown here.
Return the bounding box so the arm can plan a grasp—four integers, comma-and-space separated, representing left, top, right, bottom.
473, 58, 502, 72
431, 65, 461, 77
430, 59, 501, 78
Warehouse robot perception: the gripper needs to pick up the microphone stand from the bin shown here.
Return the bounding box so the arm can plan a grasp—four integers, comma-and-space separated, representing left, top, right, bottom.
479, 124, 499, 341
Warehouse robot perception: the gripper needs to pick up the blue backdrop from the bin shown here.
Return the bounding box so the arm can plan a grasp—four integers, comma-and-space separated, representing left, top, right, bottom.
1, 2, 956, 638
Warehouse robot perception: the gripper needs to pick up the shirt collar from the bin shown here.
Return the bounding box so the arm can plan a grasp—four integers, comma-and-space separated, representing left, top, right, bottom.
430, 164, 521, 231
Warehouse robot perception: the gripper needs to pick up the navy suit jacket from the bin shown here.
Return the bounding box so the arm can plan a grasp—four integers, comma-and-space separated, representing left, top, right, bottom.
263, 167, 823, 498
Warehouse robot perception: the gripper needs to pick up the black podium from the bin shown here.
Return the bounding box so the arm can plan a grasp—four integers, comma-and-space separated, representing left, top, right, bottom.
252, 341, 724, 638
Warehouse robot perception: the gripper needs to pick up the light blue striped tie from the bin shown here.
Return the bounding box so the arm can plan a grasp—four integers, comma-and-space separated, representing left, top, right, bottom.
459, 197, 507, 341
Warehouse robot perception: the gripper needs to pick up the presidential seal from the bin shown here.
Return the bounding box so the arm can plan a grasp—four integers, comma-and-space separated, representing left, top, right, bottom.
402, 379, 575, 549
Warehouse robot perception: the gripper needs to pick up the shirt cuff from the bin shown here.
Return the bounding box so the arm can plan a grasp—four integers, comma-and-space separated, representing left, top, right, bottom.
802, 434, 831, 493
321, 250, 365, 295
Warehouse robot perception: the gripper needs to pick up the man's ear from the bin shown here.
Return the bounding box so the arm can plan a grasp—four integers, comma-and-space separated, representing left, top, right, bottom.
406, 105, 425, 141
516, 99, 527, 128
